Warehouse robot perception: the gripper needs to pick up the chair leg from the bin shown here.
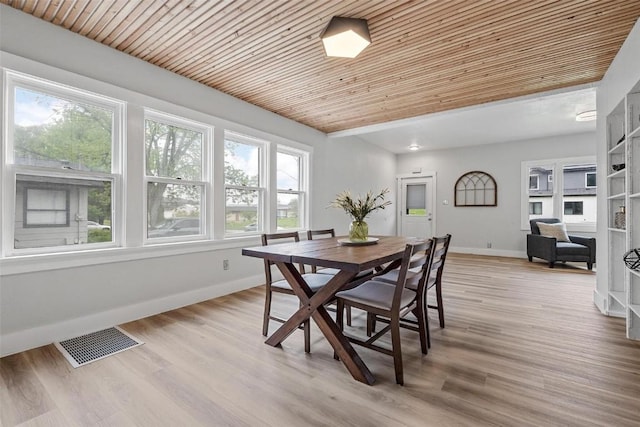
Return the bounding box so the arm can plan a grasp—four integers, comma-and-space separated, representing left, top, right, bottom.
549, 261, 555, 268
301, 302, 310, 353
366, 313, 376, 337
587, 262, 593, 270
334, 299, 344, 360
390, 316, 403, 385
436, 283, 445, 328
528, 256, 532, 262
415, 301, 429, 355
262, 289, 272, 337
346, 304, 352, 326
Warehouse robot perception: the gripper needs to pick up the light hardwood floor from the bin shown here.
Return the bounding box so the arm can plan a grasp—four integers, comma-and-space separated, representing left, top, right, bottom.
2, 254, 639, 426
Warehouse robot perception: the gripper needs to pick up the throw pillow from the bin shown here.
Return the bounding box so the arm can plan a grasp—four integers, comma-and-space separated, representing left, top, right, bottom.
537, 222, 570, 242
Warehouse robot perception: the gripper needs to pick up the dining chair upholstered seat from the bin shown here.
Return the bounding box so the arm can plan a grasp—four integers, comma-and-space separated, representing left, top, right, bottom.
335, 239, 434, 385
261, 232, 332, 353
306, 228, 374, 326
373, 234, 451, 330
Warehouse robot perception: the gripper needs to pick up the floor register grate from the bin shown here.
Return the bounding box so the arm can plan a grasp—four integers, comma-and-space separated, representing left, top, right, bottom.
54, 326, 143, 368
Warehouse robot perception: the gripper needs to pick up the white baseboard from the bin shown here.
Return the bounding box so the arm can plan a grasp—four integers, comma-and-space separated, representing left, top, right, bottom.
449, 246, 526, 259
0, 274, 263, 357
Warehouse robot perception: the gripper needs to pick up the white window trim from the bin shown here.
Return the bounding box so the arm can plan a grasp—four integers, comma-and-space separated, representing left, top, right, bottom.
276, 146, 309, 232
223, 131, 268, 237
3, 70, 124, 257
520, 156, 596, 232
142, 109, 211, 244
0, 55, 314, 273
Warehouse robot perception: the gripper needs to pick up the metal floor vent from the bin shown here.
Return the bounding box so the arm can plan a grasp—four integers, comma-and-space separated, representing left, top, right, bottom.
54, 326, 143, 368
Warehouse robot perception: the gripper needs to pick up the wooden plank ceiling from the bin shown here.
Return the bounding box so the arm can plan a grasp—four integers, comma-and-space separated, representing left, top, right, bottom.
3, 0, 639, 133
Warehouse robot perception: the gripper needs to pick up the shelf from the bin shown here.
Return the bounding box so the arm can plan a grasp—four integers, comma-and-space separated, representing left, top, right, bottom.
607, 170, 626, 179
630, 304, 640, 318
631, 269, 640, 279
608, 140, 626, 154
630, 125, 640, 139
608, 193, 626, 200
608, 227, 626, 233
630, 192, 640, 199
610, 290, 627, 307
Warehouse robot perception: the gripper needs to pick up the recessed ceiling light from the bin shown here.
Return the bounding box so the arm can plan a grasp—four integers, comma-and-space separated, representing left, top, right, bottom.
576, 110, 597, 121
408, 144, 421, 151
320, 17, 371, 58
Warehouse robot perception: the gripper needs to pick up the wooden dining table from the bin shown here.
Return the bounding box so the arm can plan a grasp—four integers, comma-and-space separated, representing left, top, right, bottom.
242, 235, 414, 385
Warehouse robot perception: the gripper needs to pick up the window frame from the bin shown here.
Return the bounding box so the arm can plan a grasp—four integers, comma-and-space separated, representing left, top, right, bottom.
585, 171, 597, 188
521, 156, 596, 232
528, 201, 542, 215
143, 109, 210, 244
275, 146, 309, 232
223, 131, 267, 237
3, 70, 123, 256
564, 201, 584, 216
529, 175, 539, 190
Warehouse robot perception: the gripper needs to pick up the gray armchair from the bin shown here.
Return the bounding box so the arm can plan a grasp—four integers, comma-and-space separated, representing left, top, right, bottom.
527, 218, 595, 270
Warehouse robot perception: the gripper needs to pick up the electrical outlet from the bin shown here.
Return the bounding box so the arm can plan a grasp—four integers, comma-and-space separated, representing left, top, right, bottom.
223, 259, 229, 270
487, 242, 492, 248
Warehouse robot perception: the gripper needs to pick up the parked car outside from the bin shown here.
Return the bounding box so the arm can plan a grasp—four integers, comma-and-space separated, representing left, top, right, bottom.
87, 221, 110, 230
148, 218, 201, 238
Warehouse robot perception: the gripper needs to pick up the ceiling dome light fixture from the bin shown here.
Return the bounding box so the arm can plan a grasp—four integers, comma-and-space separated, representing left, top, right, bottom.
320, 17, 371, 58
576, 110, 597, 121
408, 144, 421, 151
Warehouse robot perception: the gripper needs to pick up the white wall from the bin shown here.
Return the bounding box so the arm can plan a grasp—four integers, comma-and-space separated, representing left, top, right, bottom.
0, 6, 397, 356
396, 132, 596, 257
594, 20, 640, 314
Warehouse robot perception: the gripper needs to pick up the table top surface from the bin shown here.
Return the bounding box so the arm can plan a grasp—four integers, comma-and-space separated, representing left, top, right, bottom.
242, 235, 418, 273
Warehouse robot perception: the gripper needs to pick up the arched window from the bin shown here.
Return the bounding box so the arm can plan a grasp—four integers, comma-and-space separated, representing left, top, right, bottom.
454, 171, 497, 206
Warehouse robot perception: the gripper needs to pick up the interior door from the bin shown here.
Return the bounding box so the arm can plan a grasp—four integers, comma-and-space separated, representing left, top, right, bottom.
397, 176, 433, 238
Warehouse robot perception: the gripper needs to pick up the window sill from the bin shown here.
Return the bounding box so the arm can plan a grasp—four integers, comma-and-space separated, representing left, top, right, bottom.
0, 236, 262, 276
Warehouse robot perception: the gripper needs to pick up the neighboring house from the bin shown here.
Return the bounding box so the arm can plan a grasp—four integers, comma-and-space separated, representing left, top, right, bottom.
14, 175, 103, 249
528, 165, 597, 223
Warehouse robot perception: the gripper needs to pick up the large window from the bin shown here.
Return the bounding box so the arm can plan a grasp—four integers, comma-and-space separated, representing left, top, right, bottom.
6, 72, 121, 253
224, 132, 264, 235
521, 157, 596, 231
144, 111, 207, 241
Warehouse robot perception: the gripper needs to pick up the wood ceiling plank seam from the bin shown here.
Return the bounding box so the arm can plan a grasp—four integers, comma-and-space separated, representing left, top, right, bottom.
108, 0, 175, 52
133, 0, 229, 60
162, 2, 348, 75
233, 16, 635, 104
23, 0, 37, 14
176, 0, 398, 78
269, 61, 608, 121
51, 0, 81, 27
150, 0, 267, 69
188, 1, 478, 81
101, 0, 169, 48
70, 0, 104, 34
81, 0, 133, 40
125, 0, 209, 58
298, 74, 605, 130
31, 0, 51, 18
65, 0, 98, 33
156, 3, 304, 68
92, 0, 146, 44
42, 0, 65, 22
117, 0, 186, 53
209, 4, 632, 93
264, 57, 610, 120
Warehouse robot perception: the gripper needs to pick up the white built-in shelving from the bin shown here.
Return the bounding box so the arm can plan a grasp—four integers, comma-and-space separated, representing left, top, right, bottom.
606, 79, 640, 339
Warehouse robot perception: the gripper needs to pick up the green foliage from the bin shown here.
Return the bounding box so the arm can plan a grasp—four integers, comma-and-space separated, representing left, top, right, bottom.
14, 101, 112, 172
330, 188, 392, 222
88, 229, 112, 243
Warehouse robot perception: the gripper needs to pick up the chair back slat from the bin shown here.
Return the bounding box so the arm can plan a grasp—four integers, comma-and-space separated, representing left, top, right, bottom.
391, 239, 434, 310
424, 234, 451, 290
261, 232, 304, 284
306, 229, 336, 273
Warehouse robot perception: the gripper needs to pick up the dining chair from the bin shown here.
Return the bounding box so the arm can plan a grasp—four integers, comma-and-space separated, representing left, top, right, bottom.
261, 232, 333, 353
372, 234, 452, 332
306, 228, 375, 325
334, 239, 434, 385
